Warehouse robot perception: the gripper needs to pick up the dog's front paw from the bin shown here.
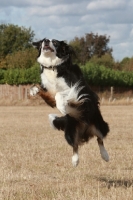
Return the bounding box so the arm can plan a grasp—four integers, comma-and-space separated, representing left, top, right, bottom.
30, 85, 40, 96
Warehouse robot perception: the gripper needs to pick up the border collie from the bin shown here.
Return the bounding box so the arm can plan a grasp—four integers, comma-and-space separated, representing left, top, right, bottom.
30, 38, 109, 167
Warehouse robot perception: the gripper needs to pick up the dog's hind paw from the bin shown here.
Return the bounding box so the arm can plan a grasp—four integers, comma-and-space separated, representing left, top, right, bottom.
48, 114, 58, 129
101, 150, 109, 162
72, 154, 79, 167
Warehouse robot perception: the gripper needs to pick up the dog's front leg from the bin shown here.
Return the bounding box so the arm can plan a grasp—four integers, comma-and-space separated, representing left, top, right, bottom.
30, 84, 40, 96
30, 85, 56, 108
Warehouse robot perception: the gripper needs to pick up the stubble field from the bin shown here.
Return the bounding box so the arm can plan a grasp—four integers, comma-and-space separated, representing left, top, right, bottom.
0, 105, 133, 200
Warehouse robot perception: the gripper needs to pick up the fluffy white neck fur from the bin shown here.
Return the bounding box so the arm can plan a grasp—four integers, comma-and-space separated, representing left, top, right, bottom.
37, 52, 63, 67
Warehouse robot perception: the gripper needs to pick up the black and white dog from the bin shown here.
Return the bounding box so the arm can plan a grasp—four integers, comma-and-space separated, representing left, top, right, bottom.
30, 38, 109, 167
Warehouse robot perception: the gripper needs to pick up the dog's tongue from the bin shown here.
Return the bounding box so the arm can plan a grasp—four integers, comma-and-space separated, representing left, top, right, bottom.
44, 45, 49, 49
44, 46, 54, 52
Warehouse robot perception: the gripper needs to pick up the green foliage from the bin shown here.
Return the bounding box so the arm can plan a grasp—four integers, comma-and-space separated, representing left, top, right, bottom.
89, 54, 114, 68
0, 64, 40, 85
120, 57, 130, 66
69, 33, 112, 64
81, 62, 133, 87
0, 48, 38, 69
0, 23, 35, 59
0, 23, 133, 87
1, 62, 133, 87
0, 69, 5, 84
119, 57, 133, 71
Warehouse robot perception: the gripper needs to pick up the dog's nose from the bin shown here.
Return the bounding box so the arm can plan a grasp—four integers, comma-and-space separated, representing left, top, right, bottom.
44, 39, 50, 46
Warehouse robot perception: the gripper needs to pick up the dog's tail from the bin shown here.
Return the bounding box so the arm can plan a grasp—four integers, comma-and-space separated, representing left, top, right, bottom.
65, 82, 88, 120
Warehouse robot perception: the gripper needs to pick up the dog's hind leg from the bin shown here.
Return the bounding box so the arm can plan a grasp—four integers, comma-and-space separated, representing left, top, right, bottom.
72, 145, 79, 167
64, 115, 79, 167
97, 137, 109, 162
48, 114, 66, 131
49, 113, 79, 166
90, 125, 109, 162
49, 114, 77, 167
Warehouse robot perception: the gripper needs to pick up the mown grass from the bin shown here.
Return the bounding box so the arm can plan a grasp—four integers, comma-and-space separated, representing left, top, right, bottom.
0, 106, 133, 200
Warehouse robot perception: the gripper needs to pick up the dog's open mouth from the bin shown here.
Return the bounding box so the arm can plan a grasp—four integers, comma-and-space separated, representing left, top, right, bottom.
43, 45, 54, 52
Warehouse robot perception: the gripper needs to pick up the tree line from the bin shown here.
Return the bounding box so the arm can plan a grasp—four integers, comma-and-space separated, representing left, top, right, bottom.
0, 23, 133, 86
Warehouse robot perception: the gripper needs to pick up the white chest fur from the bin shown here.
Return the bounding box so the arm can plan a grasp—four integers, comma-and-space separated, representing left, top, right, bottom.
41, 69, 70, 95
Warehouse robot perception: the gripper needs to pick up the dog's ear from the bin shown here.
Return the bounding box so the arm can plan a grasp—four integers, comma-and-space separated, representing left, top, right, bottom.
62, 41, 75, 55
32, 40, 42, 50
57, 41, 75, 58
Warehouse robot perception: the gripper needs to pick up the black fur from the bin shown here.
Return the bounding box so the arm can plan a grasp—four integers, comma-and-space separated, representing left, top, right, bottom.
33, 38, 109, 151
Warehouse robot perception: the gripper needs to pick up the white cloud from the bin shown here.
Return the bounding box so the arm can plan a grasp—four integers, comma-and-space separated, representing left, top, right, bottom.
130, 26, 133, 37
0, 0, 53, 7
0, 0, 133, 60
87, 0, 127, 11
29, 3, 85, 16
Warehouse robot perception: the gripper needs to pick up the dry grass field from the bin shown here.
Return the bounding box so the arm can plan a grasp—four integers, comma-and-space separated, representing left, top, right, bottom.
0, 105, 133, 200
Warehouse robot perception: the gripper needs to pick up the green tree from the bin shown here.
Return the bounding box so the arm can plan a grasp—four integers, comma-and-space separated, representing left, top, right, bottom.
0, 48, 37, 69
0, 24, 35, 59
119, 57, 133, 71
69, 33, 112, 64
89, 53, 114, 68
120, 57, 130, 66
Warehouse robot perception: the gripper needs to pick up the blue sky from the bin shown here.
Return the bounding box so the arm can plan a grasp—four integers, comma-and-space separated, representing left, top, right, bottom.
0, 0, 133, 61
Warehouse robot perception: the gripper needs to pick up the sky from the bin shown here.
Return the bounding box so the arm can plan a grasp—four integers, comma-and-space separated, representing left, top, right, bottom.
0, 0, 133, 61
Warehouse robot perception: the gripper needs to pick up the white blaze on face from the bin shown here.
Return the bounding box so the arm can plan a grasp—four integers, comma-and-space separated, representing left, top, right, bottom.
41, 41, 53, 54
37, 39, 63, 68
50, 40, 56, 53
40, 39, 56, 55
41, 41, 44, 49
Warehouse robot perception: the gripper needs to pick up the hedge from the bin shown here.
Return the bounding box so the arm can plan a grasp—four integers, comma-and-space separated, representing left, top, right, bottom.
0, 64, 40, 85
81, 63, 133, 87
0, 62, 133, 87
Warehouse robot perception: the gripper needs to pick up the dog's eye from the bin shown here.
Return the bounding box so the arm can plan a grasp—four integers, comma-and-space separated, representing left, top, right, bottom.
52, 40, 57, 46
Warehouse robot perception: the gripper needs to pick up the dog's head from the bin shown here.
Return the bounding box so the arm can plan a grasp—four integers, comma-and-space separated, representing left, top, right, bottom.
33, 38, 74, 66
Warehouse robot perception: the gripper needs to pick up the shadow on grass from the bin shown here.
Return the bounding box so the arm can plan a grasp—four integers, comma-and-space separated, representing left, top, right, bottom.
97, 176, 133, 189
